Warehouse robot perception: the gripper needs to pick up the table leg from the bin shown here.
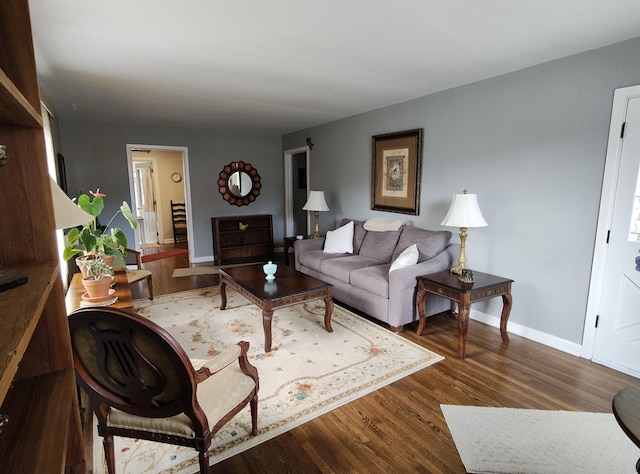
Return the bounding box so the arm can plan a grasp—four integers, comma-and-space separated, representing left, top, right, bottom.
416, 287, 427, 336
457, 301, 470, 359
262, 306, 273, 352
500, 291, 512, 343
324, 289, 334, 332
220, 278, 227, 310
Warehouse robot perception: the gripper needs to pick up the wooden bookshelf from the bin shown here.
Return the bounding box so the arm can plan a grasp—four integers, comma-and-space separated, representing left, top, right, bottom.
0, 0, 84, 472
212, 214, 274, 265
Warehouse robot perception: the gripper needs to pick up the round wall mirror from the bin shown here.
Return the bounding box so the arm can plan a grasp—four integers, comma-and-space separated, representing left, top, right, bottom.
217, 161, 261, 206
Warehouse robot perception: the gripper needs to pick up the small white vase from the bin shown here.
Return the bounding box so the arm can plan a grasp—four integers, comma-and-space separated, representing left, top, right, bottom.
263, 261, 277, 280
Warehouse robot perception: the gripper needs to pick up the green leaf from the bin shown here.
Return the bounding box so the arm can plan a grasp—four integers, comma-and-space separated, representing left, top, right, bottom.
120, 201, 137, 229
63, 246, 82, 261
77, 193, 104, 217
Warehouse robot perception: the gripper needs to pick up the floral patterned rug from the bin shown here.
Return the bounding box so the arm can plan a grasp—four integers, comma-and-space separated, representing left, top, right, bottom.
93, 286, 443, 474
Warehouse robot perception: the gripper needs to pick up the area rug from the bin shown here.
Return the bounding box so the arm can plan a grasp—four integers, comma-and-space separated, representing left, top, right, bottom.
441, 405, 639, 473
141, 248, 188, 263
92, 287, 443, 473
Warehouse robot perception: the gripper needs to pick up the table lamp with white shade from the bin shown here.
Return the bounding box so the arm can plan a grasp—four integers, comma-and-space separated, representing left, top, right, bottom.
441, 189, 487, 274
303, 190, 329, 239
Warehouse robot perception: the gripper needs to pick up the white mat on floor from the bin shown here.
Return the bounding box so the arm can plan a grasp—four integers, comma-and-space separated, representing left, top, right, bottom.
441, 405, 639, 473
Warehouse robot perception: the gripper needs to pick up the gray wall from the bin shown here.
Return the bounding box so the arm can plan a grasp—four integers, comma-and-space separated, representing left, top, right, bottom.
283, 37, 640, 345
56, 120, 283, 259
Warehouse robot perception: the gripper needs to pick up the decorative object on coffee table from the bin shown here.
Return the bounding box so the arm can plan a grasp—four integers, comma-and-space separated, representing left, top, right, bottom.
441, 189, 488, 275
262, 261, 277, 280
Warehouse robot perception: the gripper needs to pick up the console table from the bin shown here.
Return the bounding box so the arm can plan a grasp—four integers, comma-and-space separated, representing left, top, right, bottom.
65, 269, 133, 313
416, 270, 513, 359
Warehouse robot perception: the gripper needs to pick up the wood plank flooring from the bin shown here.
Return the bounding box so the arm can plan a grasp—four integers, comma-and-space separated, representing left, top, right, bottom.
87, 244, 638, 473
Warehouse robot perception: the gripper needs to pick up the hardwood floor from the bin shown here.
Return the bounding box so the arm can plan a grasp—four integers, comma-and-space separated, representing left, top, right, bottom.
92, 244, 638, 473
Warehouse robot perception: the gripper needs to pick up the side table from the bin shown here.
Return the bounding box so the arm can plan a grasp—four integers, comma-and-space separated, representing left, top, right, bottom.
612, 385, 640, 473
65, 269, 134, 313
284, 236, 307, 266
416, 270, 513, 359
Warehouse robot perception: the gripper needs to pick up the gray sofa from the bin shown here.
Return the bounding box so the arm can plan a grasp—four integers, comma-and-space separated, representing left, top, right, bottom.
294, 219, 459, 332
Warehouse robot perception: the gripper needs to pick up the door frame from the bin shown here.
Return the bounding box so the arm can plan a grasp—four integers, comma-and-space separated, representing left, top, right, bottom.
582, 84, 640, 362
283, 145, 311, 237
126, 144, 193, 262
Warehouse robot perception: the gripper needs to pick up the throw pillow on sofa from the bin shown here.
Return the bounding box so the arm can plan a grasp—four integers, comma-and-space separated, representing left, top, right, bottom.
389, 244, 419, 272
323, 220, 354, 253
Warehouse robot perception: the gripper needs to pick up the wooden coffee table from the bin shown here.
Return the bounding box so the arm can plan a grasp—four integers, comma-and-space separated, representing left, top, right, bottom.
219, 264, 333, 352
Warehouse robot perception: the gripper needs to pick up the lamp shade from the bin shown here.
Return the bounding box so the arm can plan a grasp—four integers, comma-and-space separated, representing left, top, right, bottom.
50, 176, 93, 230
302, 190, 329, 212
441, 192, 488, 228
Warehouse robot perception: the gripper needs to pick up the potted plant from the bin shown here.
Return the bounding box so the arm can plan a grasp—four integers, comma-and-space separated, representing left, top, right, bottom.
81, 254, 115, 298
63, 189, 137, 265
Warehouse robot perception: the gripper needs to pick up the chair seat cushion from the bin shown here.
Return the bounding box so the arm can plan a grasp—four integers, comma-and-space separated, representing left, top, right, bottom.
126, 269, 152, 283
108, 364, 256, 438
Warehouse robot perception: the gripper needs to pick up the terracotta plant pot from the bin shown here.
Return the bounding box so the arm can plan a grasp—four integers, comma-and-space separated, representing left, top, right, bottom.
82, 275, 112, 298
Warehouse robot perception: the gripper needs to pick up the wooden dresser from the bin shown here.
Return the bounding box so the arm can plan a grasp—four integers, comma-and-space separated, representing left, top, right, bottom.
211, 214, 274, 265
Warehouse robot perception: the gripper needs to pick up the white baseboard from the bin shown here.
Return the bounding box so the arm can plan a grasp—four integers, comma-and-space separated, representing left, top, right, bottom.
470, 309, 583, 357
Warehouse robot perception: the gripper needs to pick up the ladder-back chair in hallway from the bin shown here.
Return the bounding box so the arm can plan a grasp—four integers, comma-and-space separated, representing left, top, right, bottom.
171, 200, 188, 246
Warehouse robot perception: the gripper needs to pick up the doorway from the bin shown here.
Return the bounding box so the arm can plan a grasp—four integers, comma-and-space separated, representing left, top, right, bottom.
284, 146, 311, 237
126, 144, 193, 262
584, 84, 640, 378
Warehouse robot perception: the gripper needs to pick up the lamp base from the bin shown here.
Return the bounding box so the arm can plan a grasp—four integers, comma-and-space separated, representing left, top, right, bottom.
450, 265, 466, 275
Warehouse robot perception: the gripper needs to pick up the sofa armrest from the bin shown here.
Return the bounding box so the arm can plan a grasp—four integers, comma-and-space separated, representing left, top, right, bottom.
294, 237, 325, 270
387, 244, 459, 328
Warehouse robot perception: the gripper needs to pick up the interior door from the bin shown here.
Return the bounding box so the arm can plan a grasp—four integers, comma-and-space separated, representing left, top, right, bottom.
592, 94, 640, 376
133, 161, 159, 248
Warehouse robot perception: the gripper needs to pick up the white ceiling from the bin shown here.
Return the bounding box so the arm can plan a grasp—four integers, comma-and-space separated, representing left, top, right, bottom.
29, 0, 640, 134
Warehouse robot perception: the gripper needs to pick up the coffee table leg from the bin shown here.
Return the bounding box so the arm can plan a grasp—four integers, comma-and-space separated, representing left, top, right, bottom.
324, 289, 333, 332
219, 278, 227, 310
262, 307, 273, 352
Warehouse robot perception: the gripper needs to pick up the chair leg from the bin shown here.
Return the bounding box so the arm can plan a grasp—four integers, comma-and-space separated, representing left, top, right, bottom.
250, 393, 258, 436
146, 275, 154, 300
103, 434, 116, 474
198, 448, 210, 473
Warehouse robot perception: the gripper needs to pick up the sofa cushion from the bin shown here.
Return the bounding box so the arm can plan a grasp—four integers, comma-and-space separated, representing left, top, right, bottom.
350, 264, 390, 298
358, 229, 402, 263
320, 255, 382, 284
324, 221, 354, 253
391, 227, 452, 263
339, 219, 367, 254
298, 249, 345, 273
389, 244, 419, 272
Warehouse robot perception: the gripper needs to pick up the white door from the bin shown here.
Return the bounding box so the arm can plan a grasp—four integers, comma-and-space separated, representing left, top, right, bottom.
592, 92, 640, 376
133, 161, 159, 248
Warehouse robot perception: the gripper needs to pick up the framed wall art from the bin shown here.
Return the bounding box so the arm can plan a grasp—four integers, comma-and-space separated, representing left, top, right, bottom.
371, 128, 423, 215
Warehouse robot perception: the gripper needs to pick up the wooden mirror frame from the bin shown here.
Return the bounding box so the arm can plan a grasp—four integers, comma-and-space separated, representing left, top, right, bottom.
217, 161, 261, 206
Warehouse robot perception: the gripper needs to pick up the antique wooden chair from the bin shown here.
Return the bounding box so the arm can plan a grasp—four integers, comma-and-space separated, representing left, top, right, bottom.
122, 248, 153, 299
171, 200, 188, 245
69, 307, 259, 474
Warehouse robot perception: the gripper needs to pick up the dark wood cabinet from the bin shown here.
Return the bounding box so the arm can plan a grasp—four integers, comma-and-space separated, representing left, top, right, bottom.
212, 215, 274, 265
0, 0, 84, 472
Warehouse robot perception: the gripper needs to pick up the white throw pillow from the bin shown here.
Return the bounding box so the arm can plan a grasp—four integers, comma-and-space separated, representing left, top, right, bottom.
389, 244, 419, 272
323, 221, 354, 253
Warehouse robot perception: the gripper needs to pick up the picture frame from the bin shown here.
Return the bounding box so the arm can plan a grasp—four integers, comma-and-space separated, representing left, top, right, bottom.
371, 128, 423, 215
